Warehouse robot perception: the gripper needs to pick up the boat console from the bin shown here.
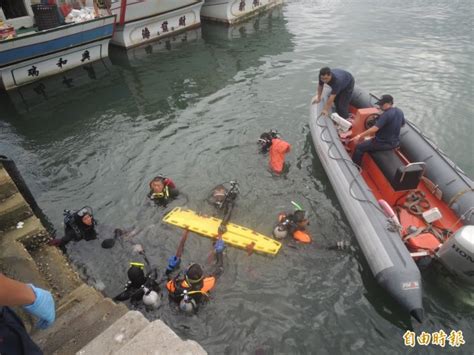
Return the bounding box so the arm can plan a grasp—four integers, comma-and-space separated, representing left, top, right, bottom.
369, 150, 425, 191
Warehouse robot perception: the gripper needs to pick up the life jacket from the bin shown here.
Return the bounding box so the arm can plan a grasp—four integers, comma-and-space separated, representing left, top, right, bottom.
293, 230, 311, 243
166, 276, 216, 295
277, 212, 311, 243
269, 138, 291, 174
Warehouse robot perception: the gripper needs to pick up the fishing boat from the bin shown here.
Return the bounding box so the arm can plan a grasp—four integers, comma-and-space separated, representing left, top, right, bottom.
309, 86, 474, 323
200, 0, 282, 24
109, 0, 203, 48
108, 8, 292, 116
0, 2, 115, 90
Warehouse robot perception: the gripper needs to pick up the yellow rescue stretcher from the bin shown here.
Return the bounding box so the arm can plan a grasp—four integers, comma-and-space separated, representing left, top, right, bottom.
163, 207, 281, 256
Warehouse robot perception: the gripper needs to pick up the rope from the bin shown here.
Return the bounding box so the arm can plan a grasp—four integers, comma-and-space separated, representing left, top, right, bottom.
315, 114, 386, 216
402, 191, 430, 215
316, 115, 390, 231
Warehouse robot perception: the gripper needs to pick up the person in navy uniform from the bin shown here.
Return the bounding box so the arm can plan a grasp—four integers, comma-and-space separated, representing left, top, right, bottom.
350, 94, 406, 166
312, 67, 355, 119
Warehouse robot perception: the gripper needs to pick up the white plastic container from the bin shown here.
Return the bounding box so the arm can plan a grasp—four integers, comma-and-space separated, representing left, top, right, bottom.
422, 207, 442, 223
330, 113, 352, 132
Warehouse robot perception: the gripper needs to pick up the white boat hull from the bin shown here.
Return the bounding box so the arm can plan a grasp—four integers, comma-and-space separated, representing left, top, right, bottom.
1, 59, 114, 115
110, 1, 203, 48
109, 29, 201, 66
0, 16, 115, 90
0, 40, 110, 90
201, 0, 282, 24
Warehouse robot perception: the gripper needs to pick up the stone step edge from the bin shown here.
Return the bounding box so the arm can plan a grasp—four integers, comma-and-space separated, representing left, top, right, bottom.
50, 299, 129, 355
0, 193, 34, 230
0, 167, 17, 201
1, 216, 50, 252
76, 310, 151, 355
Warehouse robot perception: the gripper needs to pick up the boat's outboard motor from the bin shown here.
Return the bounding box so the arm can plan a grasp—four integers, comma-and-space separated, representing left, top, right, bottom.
437, 226, 474, 285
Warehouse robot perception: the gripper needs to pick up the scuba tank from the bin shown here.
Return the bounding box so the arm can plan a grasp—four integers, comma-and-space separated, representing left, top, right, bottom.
63, 209, 83, 240
179, 290, 197, 313
273, 209, 297, 240
142, 286, 161, 309
273, 216, 290, 240
63, 209, 74, 225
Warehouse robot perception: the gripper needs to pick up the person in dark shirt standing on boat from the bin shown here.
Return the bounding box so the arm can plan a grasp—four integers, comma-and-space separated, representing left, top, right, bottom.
350, 94, 406, 167
312, 67, 355, 119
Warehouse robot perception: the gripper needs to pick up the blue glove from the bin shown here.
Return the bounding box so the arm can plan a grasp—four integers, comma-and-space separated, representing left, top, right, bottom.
214, 239, 225, 253
167, 256, 181, 271
23, 284, 55, 329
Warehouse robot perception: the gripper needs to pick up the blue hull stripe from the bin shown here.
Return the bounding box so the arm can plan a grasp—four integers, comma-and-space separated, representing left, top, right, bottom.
0, 24, 114, 67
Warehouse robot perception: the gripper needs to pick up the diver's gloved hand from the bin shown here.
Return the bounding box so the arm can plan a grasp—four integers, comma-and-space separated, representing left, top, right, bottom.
23, 284, 55, 329
166, 256, 181, 272
214, 239, 225, 253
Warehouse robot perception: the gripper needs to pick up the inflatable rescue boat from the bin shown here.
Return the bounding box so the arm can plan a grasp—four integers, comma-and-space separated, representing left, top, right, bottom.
309, 86, 474, 323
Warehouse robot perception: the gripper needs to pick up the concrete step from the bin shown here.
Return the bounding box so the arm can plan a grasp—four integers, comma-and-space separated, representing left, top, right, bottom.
30, 245, 82, 300
57, 284, 103, 309
0, 192, 33, 231
76, 311, 150, 355
32, 284, 104, 351
0, 167, 17, 201
51, 299, 128, 355
115, 320, 207, 355
0, 238, 50, 290
0, 215, 49, 249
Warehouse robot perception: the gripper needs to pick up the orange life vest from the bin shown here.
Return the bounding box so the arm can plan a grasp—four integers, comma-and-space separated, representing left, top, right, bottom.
166, 276, 216, 294
293, 230, 311, 243
269, 138, 291, 174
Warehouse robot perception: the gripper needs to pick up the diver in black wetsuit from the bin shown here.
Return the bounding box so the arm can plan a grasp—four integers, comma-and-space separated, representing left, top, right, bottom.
114, 247, 161, 309
49, 207, 97, 252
